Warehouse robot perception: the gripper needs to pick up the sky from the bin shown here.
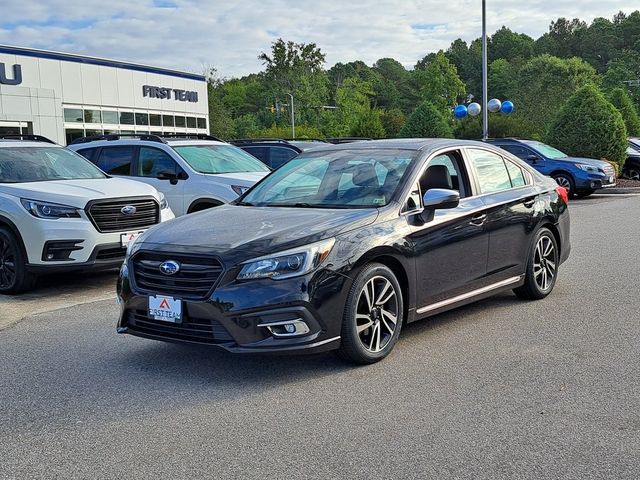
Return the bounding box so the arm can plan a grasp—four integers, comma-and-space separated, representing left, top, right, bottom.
0, 1, 638, 79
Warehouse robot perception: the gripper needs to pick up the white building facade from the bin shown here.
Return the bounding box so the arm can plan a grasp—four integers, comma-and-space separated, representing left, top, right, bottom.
0, 45, 208, 145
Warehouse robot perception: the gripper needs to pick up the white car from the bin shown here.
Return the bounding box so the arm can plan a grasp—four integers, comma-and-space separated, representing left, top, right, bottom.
68, 134, 271, 216
0, 136, 174, 294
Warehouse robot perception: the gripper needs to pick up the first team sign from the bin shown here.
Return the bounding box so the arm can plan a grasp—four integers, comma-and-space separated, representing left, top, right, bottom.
142, 85, 198, 103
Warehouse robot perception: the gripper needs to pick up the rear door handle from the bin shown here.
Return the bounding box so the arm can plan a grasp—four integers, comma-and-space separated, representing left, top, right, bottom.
470, 213, 487, 226
522, 197, 536, 208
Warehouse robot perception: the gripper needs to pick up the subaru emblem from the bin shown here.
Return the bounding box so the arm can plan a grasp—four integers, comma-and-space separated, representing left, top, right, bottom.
121, 205, 137, 215
159, 260, 180, 275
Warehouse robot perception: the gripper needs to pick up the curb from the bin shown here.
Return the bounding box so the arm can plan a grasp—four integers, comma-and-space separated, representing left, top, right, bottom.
596, 187, 640, 194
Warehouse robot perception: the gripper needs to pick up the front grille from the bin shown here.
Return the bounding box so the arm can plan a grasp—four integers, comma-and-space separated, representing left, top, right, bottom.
87, 198, 159, 233
95, 246, 126, 261
603, 164, 615, 176
131, 252, 223, 299
127, 309, 234, 344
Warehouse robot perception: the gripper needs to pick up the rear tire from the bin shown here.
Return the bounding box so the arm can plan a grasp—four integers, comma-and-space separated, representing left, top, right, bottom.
0, 227, 36, 295
514, 227, 559, 301
337, 263, 403, 364
552, 173, 575, 197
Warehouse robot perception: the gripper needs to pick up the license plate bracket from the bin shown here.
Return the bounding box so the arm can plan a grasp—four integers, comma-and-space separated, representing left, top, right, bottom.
148, 295, 182, 323
121, 230, 145, 248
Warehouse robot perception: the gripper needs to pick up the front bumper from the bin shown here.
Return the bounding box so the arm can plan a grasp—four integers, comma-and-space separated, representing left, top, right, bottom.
574, 171, 616, 191
116, 261, 350, 355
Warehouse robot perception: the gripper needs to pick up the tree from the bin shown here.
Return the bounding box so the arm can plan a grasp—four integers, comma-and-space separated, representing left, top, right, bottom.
547, 84, 627, 168
399, 101, 453, 138
453, 115, 540, 140
489, 27, 534, 62
207, 81, 235, 139
414, 52, 465, 110
511, 55, 598, 137
380, 108, 406, 138
258, 38, 330, 125
609, 87, 640, 136
488, 59, 517, 99
351, 110, 386, 138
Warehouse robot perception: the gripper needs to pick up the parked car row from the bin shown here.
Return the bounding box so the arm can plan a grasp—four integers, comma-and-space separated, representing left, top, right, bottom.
624, 138, 640, 180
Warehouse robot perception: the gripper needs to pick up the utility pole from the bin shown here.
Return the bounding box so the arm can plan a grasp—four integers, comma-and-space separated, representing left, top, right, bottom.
287, 93, 295, 139
482, 0, 489, 140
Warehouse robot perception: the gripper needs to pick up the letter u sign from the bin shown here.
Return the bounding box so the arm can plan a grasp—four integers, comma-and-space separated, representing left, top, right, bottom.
0, 63, 22, 85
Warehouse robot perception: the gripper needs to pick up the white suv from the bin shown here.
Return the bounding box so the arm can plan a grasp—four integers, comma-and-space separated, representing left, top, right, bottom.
0, 136, 174, 294
68, 134, 270, 216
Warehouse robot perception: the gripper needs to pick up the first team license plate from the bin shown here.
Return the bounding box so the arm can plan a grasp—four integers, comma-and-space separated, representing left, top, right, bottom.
148, 295, 182, 323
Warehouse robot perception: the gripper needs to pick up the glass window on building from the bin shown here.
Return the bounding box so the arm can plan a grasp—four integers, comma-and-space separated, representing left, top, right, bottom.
135, 113, 149, 126
162, 115, 174, 127
65, 128, 84, 145
102, 111, 119, 124
186, 117, 197, 128
120, 112, 134, 125
149, 114, 162, 127
64, 108, 84, 123
84, 110, 102, 123
197, 118, 206, 129
175, 116, 186, 128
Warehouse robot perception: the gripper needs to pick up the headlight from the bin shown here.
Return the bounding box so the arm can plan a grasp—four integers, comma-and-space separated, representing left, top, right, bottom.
20, 199, 81, 219
237, 238, 335, 281
158, 192, 169, 210
575, 164, 597, 172
231, 185, 249, 196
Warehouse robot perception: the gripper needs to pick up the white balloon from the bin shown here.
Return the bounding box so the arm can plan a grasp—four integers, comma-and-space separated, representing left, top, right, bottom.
488, 99, 502, 113
467, 102, 481, 116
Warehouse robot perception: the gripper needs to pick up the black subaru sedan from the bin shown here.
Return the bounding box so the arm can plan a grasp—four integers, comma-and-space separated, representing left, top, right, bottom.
117, 139, 570, 364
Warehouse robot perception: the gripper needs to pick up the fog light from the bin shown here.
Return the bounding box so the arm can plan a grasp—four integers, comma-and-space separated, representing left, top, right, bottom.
284, 324, 296, 333
257, 318, 311, 338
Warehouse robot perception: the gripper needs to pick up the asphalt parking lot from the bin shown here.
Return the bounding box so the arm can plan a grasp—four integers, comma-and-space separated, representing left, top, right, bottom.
1, 194, 639, 479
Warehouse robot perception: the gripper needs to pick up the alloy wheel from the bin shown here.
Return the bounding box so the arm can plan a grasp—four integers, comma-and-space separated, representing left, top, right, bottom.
555, 176, 571, 190
0, 238, 17, 289
533, 235, 557, 292
355, 276, 399, 353
623, 168, 640, 181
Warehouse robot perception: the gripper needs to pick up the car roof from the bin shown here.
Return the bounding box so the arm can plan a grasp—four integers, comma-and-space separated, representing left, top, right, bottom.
302, 138, 493, 153
0, 140, 62, 148
71, 139, 228, 148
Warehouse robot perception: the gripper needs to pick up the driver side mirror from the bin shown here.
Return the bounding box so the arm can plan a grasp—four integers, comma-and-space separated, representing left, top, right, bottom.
527, 154, 540, 163
157, 170, 178, 185
416, 188, 460, 223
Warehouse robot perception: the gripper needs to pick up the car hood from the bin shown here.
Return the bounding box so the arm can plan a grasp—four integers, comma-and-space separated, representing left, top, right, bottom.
0, 178, 161, 208
136, 204, 379, 265
203, 171, 268, 186
560, 157, 613, 170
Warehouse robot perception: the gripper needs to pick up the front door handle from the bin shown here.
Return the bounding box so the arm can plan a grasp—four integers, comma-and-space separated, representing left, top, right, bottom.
470, 213, 487, 226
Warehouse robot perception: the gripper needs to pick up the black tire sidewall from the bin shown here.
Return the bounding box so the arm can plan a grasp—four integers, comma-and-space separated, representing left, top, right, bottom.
0, 227, 28, 294
340, 263, 404, 363
526, 228, 559, 297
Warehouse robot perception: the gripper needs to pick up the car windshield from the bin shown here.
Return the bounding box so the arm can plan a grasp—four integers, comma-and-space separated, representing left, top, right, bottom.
240, 149, 415, 208
0, 146, 107, 183
523, 141, 568, 159
629, 139, 640, 152
173, 144, 270, 174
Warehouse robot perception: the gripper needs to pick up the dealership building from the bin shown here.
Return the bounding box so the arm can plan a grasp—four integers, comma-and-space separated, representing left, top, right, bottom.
0, 45, 209, 145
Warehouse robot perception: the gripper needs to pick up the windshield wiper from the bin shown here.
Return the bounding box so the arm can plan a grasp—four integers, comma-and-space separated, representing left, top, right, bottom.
234, 200, 255, 206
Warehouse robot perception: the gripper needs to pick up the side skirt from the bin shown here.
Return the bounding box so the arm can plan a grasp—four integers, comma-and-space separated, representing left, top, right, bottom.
412, 275, 524, 321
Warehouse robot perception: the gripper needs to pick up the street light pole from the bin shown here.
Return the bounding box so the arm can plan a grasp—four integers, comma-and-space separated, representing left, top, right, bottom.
287, 93, 295, 139
482, 0, 488, 140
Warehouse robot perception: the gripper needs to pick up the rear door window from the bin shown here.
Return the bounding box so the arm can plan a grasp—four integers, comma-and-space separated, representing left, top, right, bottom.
95, 146, 135, 175
137, 147, 178, 177
269, 147, 298, 169
467, 149, 513, 194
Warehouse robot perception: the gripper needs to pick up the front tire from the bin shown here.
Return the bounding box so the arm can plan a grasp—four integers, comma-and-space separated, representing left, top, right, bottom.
514, 227, 559, 300
0, 227, 36, 295
338, 263, 403, 364
552, 173, 575, 197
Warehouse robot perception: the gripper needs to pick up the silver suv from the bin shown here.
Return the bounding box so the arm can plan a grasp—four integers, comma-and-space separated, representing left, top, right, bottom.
69, 134, 270, 216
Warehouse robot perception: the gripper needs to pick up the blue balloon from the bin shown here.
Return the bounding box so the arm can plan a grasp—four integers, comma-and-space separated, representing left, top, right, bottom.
453, 105, 468, 119
501, 100, 514, 114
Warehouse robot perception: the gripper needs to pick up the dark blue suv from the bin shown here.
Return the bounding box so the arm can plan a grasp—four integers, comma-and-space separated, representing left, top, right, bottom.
486, 139, 616, 197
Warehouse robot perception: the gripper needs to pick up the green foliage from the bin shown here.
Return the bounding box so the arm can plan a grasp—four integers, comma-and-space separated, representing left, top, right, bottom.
255, 124, 323, 139
399, 101, 453, 138
207, 83, 235, 140
453, 115, 541, 140
351, 110, 386, 138
414, 52, 466, 110
511, 54, 598, 138
380, 109, 406, 138
489, 27, 535, 62
546, 84, 627, 167
233, 114, 260, 138
488, 59, 517, 98
609, 87, 640, 136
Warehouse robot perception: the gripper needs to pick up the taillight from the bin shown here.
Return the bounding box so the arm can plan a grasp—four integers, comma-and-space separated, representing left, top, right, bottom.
555, 186, 569, 204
